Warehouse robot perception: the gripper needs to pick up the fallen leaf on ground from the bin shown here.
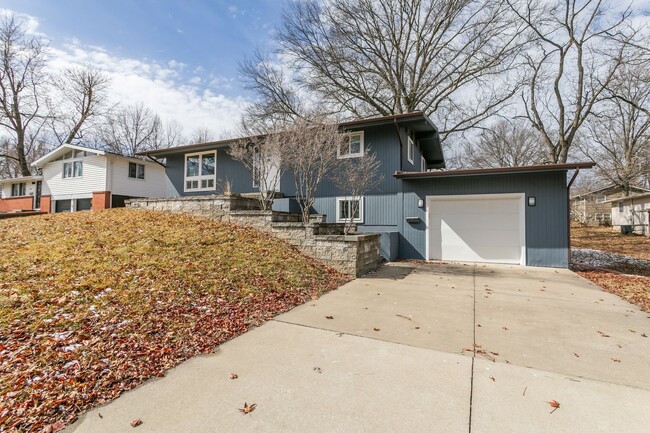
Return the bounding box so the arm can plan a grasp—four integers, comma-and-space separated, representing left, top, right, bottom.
597, 331, 610, 337
612, 358, 621, 362
489, 376, 495, 382
325, 315, 334, 319
373, 327, 380, 331
547, 400, 560, 414
313, 367, 322, 373
239, 402, 257, 415
229, 373, 238, 380
130, 419, 143, 428
502, 326, 509, 330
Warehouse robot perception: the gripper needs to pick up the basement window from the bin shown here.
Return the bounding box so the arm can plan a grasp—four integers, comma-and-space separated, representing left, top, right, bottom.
336, 196, 364, 223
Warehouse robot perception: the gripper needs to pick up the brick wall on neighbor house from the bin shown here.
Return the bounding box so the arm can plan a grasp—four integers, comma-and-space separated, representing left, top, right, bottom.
0, 196, 34, 212
40, 195, 51, 213
92, 191, 112, 211
126, 195, 381, 276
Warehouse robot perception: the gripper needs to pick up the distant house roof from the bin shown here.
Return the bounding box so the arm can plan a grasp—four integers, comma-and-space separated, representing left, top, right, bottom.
31, 143, 157, 168
571, 184, 650, 200
606, 192, 650, 203
137, 112, 445, 168
393, 162, 595, 179
0, 175, 42, 185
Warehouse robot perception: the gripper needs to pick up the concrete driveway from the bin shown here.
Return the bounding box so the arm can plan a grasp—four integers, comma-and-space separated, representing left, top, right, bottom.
68, 262, 650, 433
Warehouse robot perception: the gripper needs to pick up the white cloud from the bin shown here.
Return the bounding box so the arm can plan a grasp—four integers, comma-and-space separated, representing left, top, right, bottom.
48, 40, 247, 134
1, 9, 247, 137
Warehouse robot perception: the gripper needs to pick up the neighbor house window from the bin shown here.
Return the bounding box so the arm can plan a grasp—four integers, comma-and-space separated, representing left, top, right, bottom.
407, 136, 415, 165
618, 202, 624, 212
184, 151, 216, 192
595, 213, 604, 221
421, 155, 427, 172
129, 162, 145, 179
63, 161, 83, 178
338, 131, 364, 158
11, 182, 26, 197
595, 195, 607, 203
336, 196, 364, 223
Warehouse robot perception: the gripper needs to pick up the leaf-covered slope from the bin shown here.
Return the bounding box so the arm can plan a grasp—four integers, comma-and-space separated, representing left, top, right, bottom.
0, 209, 347, 432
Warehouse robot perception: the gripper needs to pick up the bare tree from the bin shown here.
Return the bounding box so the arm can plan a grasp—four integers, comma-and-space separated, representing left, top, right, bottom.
99, 102, 162, 155
581, 63, 650, 195
462, 119, 545, 168
284, 115, 347, 223
332, 148, 384, 234
189, 126, 215, 144
242, 0, 526, 141
508, 0, 639, 163
229, 130, 287, 210
0, 14, 48, 176
50, 65, 112, 145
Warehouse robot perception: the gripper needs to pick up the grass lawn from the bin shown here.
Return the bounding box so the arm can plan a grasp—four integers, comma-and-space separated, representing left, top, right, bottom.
571, 223, 649, 313
571, 223, 650, 261
0, 209, 348, 432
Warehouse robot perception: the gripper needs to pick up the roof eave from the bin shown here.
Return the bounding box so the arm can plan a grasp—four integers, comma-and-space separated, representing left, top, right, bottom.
394, 162, 596, 179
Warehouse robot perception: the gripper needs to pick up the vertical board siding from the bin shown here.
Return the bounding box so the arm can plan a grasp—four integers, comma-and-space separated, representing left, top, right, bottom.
399, 171, 569, 267
166, 148, 256, 196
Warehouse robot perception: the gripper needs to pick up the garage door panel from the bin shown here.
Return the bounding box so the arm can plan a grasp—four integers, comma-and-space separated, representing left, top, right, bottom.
432, 198, 520, 214
442, 244, 521, 263
428, 195, 524, 265
440, 226, 521, 248
433, 213, 519, 231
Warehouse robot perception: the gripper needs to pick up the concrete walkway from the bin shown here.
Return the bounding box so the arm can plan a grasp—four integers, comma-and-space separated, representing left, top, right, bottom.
67, 263, 650, 433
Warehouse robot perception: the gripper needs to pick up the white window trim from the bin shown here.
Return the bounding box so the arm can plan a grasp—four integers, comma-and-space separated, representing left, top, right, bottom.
336, 196, 364, 223
407, 136, 414, 165
338, 131, 364, 159
421, 155, 426, 172
11, 182, 27, 197
62, 160, 83, 179
128, 162, 146, 180
184, 151, 217, 192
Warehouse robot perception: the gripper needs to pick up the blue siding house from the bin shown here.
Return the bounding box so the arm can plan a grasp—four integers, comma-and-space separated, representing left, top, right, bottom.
140, 112, 594, 268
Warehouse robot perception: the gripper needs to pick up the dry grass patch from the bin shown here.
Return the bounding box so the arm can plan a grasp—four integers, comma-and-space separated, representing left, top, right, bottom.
577, 271, 650, 313
0, 209, 348, 432
571, 223, 650, 261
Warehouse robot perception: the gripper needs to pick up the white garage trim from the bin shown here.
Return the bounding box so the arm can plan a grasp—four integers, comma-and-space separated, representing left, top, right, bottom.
425, 193, 526, 266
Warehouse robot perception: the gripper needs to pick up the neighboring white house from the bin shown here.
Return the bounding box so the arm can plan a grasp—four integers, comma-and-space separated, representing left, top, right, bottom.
30, 144, 172, 213
608, 193, 650, 236
0, 175, 44, 212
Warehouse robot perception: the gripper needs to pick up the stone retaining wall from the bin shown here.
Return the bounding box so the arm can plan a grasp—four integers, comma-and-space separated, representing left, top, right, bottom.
126, 196, 381, 276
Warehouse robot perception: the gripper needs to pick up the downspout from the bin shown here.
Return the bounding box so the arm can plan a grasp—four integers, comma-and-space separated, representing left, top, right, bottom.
566, 168, 580, 265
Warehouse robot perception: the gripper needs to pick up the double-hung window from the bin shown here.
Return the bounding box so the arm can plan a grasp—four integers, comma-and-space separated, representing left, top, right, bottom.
595, 195, 607, 203
185, 151, 216, 192
129, 162, 145, 179
407, 136, 415, 165
63, 160, 83, 178
336, 196, 364, 223
338, 131, 364, 158
11, 182, 26, 197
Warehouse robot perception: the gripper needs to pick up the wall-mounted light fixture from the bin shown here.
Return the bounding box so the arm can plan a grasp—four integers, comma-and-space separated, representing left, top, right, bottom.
418, 199, 424, 208
528, 196, 536, 207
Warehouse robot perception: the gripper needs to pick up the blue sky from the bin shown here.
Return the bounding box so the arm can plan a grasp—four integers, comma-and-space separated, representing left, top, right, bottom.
0, 0, 286, 134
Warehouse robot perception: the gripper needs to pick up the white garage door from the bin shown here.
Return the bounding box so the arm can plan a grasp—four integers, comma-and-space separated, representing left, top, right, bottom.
427, 194, 525, 265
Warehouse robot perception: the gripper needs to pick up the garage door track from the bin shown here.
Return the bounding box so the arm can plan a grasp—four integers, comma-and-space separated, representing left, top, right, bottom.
68, 262, 650, 433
